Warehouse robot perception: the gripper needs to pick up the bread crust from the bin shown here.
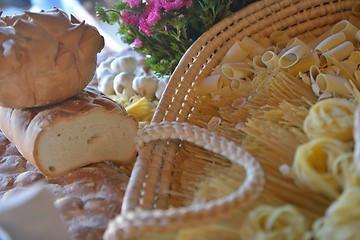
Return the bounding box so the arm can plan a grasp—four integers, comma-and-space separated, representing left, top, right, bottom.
0, 87, 138, 178
0, 8, 104, 108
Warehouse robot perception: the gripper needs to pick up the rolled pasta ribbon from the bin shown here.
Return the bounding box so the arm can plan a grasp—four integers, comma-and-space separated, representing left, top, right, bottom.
221, 62, 253, 80
230, 79, 251, 91
287, 51, 320, 76
355, 70, 360, 82
269, 30, 290, 44
286, 37, 311, 50
220, 40, 250, 64
262, 51, 279, 69
313, 187, 360, 240
303, 98, 356, 141
356, 29, 360, 42
240, 205, 309, 240
315, 31, 346, 53
330, 153, 360, 188
331, 20, 359, 43
278, 45, 312, 69
321, 41, 355, 63
293, 137, 351, 200
194, 74, 229, 96
252, 55, 267, 69
310, 65, 322, 96
348, 51, 360, 64
315, 73, 352, 97
241, 36, 266, 59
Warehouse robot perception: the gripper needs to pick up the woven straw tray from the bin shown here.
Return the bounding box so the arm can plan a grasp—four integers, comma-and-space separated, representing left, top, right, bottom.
105, 0, 359, 239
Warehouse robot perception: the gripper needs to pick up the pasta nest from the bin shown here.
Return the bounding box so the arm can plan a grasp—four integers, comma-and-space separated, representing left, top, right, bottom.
0, 8, 104, 108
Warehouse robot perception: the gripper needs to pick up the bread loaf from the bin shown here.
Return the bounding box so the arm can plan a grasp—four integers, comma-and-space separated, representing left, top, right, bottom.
0, 8, 104, 108
0, 130, 129, 239
0, 87, 138, 178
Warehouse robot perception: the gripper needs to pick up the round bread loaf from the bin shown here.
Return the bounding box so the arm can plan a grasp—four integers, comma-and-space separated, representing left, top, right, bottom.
0, 8, 104, 108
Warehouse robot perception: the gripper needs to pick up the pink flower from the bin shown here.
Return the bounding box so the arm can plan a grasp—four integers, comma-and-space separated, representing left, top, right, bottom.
139, 14, 152, 36
121, 10, 139, 26
138, 0, 162, 35
122, 0, 142, 8
133, 38, 143, 48
161, 0, 186, 12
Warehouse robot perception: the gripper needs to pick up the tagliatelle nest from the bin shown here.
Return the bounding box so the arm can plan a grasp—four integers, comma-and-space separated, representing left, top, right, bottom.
0, 8, 104, 108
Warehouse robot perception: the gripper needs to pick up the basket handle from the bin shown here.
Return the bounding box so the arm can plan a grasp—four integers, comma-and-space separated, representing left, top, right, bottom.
104, 121, 265, 239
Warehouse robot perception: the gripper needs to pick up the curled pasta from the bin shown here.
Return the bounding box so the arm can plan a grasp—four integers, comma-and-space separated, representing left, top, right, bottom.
293, 137, 351, 200
303, 98, 356, 141
315, 73, 352, 97
220, 40, 250, 64
331, 20, 359, 43
321, 41, 355, 63
194, 74, 230, 96
287, 51, 320, 76
221, 62, 253, 80
252, 55, 267, 69
241, 36, 266, 59
330, 152, 360, 188
240, 205, 309, 240
262, 51, 279, 69
315, 32, 346, 53
278, 45, 312, 69
230, 79, 251, 91
313, 187, 360, 240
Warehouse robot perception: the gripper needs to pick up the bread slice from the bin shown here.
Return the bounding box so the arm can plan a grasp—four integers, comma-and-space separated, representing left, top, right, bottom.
0, 87, 138, 178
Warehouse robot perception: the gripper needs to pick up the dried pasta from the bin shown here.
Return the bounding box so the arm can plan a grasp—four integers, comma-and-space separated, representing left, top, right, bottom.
293, 137, 351, 200
303, 98, 356, 141
156, 14, 360, 240
240, 204, 310, 240
313, 187, 360, 240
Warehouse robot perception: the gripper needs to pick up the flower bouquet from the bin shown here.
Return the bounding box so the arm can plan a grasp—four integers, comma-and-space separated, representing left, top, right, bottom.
96, 0, 255, 76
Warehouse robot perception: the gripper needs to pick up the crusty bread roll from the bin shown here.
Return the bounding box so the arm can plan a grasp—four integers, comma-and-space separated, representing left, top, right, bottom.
0, 8, 104, 108
0, 87, 138, 178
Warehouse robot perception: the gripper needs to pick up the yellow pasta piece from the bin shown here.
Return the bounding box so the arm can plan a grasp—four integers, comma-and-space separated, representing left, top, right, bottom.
315, 32, 347, 53
315, 73, 352, 97
313, 187, 360, 240
240, 205, 310, 240
241, 36, 267, 59
303, 98, 356, 141
252, 55, 267, 69
356, 29, 360, 42
220, 40, 250, 64
287, 52, 320, 76
321, 41, 355, 63
331, 20, 359, 43
278, 45, 312, 69
262, 51, 279, 69
125, 96, 156, 123
348, 51, 360, 64
221, 62, 253, 80
194, 74, 230, 96
293, 137, 351, 200
230, 79, 251, 91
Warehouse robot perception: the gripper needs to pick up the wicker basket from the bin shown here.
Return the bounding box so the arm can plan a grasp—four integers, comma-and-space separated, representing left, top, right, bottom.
105, 0, 359, 238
